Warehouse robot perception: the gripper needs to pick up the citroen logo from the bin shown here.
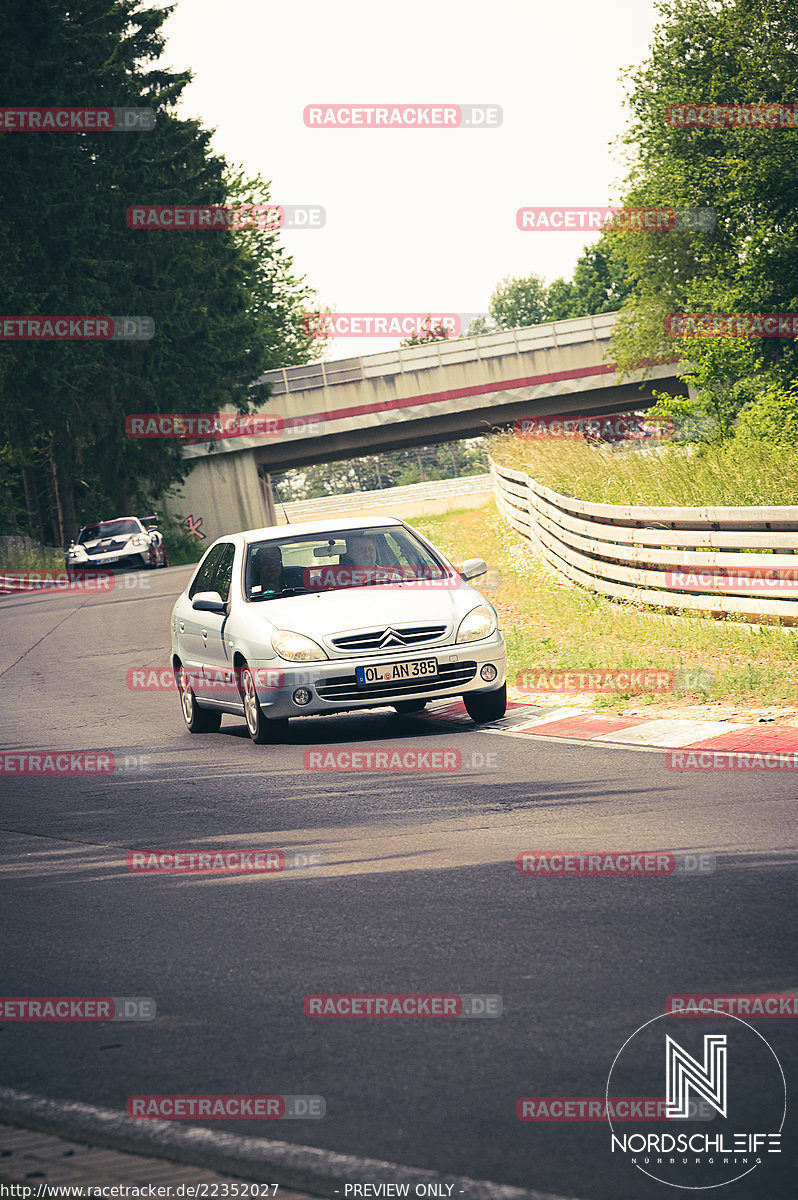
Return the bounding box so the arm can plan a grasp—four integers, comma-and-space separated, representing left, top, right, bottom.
379, 628, 405, 647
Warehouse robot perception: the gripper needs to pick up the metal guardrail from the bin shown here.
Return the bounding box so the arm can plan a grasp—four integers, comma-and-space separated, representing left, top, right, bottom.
489, 457, 798, 621
259, 313, 618, 396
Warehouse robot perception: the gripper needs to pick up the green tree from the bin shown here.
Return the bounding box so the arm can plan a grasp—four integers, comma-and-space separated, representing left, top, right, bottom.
466, 315, 496, 336
488, 272, 549, 328
225, 168, 330, 371
0, 0, 323, 541
609, 0, 798, 437
475, 239, 634, 333
547, 240, 633, 319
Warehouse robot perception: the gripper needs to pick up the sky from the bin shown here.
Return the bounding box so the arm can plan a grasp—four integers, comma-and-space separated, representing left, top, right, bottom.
159, 0, 664, 360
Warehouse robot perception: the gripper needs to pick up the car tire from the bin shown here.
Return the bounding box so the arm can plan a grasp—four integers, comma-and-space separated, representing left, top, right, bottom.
240, 663, 287, 744
392, 700, 427, 714
463, 682, 507, 723
177, 664, 222, 733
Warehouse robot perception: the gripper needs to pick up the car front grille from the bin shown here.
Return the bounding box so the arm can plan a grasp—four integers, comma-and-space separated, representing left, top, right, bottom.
87, 540, 129, 555
314, 661, 477, 703
331, 624, 448, 652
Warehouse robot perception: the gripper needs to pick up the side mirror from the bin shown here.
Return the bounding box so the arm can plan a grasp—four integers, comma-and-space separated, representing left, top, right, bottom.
461, 558, 487, 581
192, 591, 227, 614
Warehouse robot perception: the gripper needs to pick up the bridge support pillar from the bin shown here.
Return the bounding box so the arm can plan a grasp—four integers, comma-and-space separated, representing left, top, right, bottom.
163, 450, 273, 543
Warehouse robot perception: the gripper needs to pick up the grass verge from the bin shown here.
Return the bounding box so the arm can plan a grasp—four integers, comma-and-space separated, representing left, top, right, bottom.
487, 430, 798, 507
409, 503, 798, 719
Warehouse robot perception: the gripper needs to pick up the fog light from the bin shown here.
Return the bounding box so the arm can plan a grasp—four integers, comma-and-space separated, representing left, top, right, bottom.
293, 688, 312, 706
480, 664, 498, 682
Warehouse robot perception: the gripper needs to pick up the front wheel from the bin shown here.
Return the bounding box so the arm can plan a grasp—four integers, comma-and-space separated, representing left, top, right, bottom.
463, 682, 506, 723
177, 664, 222, 733
240, 663, 287, 744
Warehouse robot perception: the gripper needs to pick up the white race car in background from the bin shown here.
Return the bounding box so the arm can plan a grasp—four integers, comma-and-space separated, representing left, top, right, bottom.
66, 515, 169, 572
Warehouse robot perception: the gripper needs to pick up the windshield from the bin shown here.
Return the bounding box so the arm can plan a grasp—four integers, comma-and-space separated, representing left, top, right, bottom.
79, 519, 141, 543
245, 526, 451, 601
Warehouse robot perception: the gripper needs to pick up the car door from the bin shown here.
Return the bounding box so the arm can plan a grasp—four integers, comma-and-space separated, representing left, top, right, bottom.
197, 542, 237, 703
178, 544, 224, 685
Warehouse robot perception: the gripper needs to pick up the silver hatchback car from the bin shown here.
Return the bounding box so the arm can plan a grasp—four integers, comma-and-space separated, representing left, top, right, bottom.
170, 517, 507, 743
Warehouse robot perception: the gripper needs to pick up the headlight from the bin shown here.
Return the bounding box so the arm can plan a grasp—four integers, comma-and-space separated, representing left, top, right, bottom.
131, 534, 149, 547
456, 604, 496, 643
272, 630, 328, 662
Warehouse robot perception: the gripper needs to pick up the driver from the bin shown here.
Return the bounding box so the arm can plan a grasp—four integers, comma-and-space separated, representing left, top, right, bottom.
257, 544, 284, 593
342, 535, 377, 568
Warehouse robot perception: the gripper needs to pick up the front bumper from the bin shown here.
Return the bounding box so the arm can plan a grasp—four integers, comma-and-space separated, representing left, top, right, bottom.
67, 550, 149, 570
248, 635, 507, 720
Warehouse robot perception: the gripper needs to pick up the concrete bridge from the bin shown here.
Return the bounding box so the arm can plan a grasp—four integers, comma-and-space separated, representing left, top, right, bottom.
164, 311, 685, 543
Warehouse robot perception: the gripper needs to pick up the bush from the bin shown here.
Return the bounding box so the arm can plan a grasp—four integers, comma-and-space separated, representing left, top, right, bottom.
157, 512, 207, 566
734, 381, 798, 448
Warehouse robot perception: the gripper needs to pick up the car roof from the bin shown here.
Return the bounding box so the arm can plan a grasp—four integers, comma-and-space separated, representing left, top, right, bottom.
237, 516, 405, 542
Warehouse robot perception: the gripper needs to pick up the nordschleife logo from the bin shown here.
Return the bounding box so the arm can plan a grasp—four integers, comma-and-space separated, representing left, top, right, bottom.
605, 1011, 785, 1189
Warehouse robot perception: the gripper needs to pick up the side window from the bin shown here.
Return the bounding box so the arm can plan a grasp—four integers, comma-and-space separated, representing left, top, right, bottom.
212, 543, 236, 603
189, 544, 224, 598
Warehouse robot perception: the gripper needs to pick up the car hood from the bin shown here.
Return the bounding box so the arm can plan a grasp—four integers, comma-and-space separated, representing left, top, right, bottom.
81, 535, 133, 549
248, 581, 486, 642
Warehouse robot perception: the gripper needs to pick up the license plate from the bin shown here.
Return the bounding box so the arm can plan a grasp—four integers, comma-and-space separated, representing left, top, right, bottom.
356, 658, 438, 685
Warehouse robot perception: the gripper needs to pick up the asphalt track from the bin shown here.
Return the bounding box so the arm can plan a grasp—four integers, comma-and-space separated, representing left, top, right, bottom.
0, 567, 796, 1199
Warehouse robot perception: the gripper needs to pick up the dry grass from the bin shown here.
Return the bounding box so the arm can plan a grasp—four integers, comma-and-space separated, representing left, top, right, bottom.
488, 430, 798, 508
409, 503, 798, 717
0, 539, 64, 572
